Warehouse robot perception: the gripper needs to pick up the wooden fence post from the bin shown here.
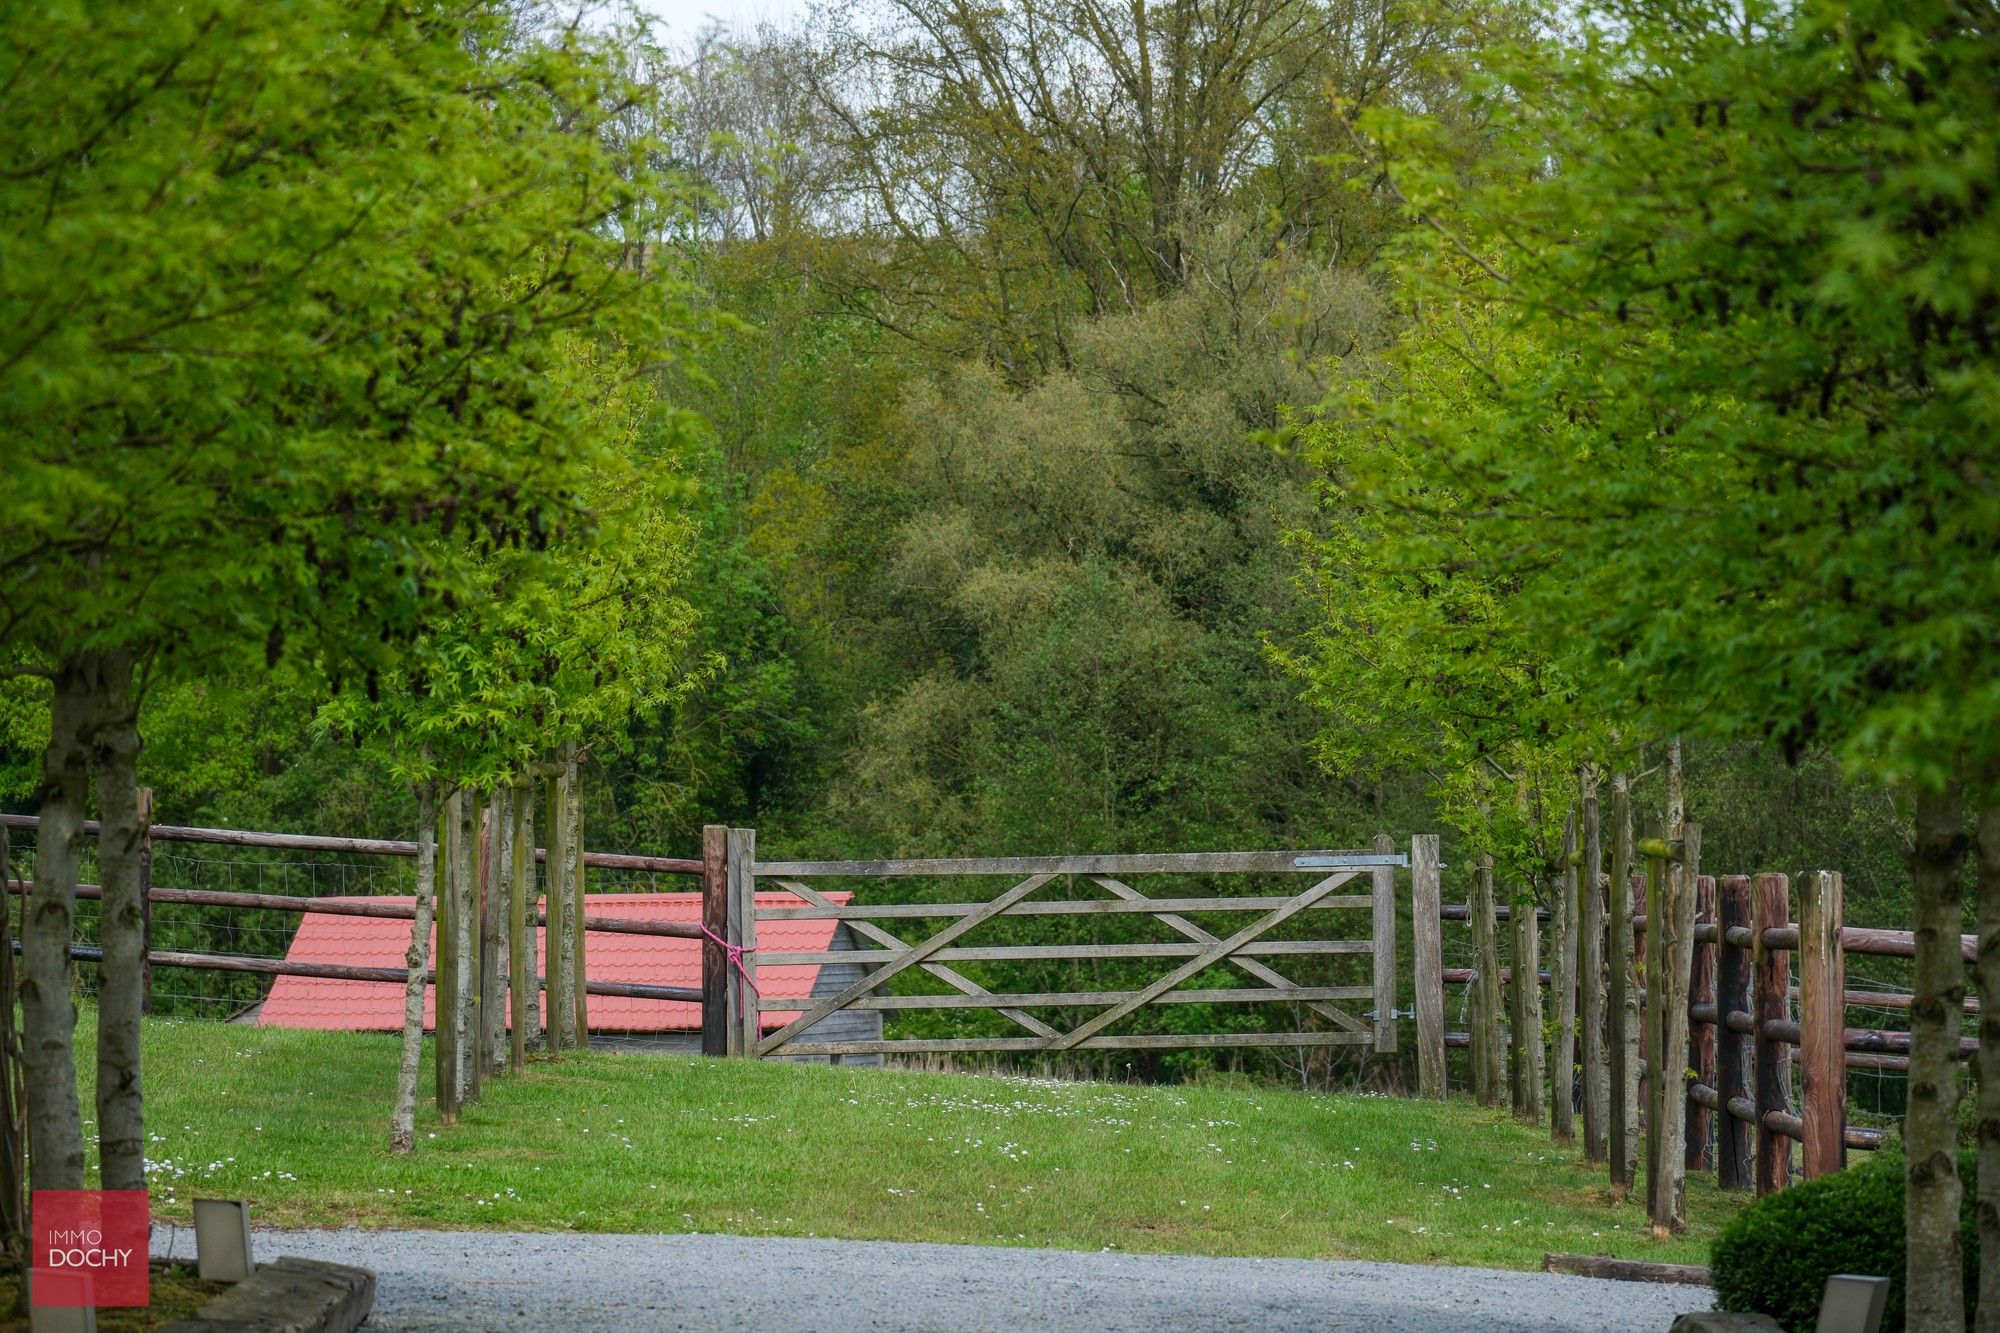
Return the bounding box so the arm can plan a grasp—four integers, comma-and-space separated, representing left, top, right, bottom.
544, 773, 572, 1053
1798, 869, 1846, 1180
1655, 821, 1698, 1233
1608, 773, 1638, 1193
1580, 775, 1608, 1164
509, 785, 531, 1074
1687, 873, 1717, 1173
1753, 872, 1794, 1194
1515, 899, 1543, 1122
137, 787, 154, 1017
1410, 835, 1445, 1099
1475, 853, 1503, 1106
1371, 833, 1397, 1056
1716, 875, 1754, 1189
727, 827, 759, 1057
568, 751, 587, 1049
701, 825, 730, 1058
1552, 810, 1578, 1145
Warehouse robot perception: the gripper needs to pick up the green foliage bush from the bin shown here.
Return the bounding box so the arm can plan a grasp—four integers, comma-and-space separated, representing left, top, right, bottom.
1711, 1151, 1978, 1332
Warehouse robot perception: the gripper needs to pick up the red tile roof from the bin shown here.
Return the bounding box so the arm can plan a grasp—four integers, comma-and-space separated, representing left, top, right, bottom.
255, 891, 851, 1034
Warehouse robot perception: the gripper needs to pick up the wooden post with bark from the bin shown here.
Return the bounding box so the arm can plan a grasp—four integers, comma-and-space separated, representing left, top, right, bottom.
508, 786, 531, 1073
1410, 834, 1446, 1099
0, 823, 31, 1253
1608, 773, 1638, 1194
1797, 870, 1846, 1180
1580, 774, 1608, 1164
1515, 898, 1543, 1122
1687, 873, 1717, 1174
1474, 853, 1504, 1106
1552, 809, 1578, 1145
1642, 817, 1667, 1218
1653, 821, 1698, 1234
1716, 874, 1754, 1189
1371, 833, 1397, 1056
701, 825, 730, 1058
727, 827, 759, 1056
568, 750, 588, 1049
544, 772, 573, 1053
1753, 872, 1793, 1195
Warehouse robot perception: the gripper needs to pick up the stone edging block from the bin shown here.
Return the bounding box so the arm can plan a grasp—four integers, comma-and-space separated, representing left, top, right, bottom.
160, 1255, 375, 1333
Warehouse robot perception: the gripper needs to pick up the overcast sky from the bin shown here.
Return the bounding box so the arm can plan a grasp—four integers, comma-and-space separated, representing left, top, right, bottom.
630, 0, 815, 38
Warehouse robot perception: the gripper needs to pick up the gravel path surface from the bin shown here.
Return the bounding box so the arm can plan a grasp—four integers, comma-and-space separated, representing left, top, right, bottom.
155, 1228, 1708, 1331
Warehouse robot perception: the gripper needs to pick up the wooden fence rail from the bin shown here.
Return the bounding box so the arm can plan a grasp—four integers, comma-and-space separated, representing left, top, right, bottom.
1427, 857, 1976, 1211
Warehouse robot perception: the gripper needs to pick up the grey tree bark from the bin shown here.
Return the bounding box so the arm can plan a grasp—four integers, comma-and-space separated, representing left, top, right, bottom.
545, 772, 574, 1051
1907, 783, 1968, 1333
1975, 794, 1998, 1333
1580, 770, 1608, 1164
1552, 809, 1578, 1145
482, 797, 506, 1076
453, 791, 476, 1102
567, 749, 587, 1048
88, 650, 146, 1191
390, 780, 439, 1153
22, 661, 95, 1194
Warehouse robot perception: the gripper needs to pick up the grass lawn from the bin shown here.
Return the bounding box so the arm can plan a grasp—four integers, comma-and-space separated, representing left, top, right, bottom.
85, 1015, 1739, 1268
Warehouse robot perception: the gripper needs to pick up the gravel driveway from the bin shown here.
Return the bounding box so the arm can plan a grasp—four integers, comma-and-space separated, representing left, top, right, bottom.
153, 1228, 1708, 1331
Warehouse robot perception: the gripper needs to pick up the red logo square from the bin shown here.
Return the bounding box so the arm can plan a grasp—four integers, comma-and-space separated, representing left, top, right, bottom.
32, 1190, 150, 1307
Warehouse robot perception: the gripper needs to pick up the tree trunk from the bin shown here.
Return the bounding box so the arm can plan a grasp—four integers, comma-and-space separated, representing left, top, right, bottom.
1908, 782, 1968, 1333
545, 773, 573, 1052
481, 797, 505, 1077
509, 786, 531, 1073
567, 750, 587, 1049
1581, 770, 1608, 1164
1611, 772, 1639, 1195
435, 791, 457, 1120
1475, 852, 1503, 1106
1974, 793, 1998, 1333
0, 825, 30, 1274
22, 661, 95, 1194
1552, 808, 1578, 1145
391, 781, 439, 1153
87, 650, 146, 1191
454, 791, 476, 1103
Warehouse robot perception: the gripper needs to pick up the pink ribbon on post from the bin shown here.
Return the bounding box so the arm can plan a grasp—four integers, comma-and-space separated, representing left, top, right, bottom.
698, 923, 759, 996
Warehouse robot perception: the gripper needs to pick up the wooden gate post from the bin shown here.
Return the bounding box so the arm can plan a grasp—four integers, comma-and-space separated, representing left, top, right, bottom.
1753, 872, 1794, 1194
1370, 834, 1397, 1056
1716, 875, 1755, 1189
509, 786, 531, 1074
1410, 835, 1446, 1099
1474, 854, 1503, 1106
1641, 818, 1667, 1219
1687, 874, 1717, 1173
1798, 870, 1846, 1180
701, 825, 730, 1057
568, 752, 587, 1050
727, 827, 759, 1057
544, 773, 572, 1053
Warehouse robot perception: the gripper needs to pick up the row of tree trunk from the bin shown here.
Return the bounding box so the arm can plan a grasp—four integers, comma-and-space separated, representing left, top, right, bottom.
389, 748, 590, 1151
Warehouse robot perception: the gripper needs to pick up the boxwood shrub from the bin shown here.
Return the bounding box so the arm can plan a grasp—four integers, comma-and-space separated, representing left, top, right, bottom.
1710, 1150, 1978, 1332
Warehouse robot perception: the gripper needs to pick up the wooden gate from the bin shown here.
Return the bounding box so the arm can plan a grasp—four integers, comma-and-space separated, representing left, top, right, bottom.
716, 839, 1407, 1061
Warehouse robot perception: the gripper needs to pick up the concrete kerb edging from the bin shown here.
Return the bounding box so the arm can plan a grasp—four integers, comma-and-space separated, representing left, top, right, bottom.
160, 1256, 375, 1333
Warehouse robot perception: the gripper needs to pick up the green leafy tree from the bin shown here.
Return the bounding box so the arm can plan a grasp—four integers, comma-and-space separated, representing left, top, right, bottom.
0, 0, 696, 1203
1329, 0, 1999, 1317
